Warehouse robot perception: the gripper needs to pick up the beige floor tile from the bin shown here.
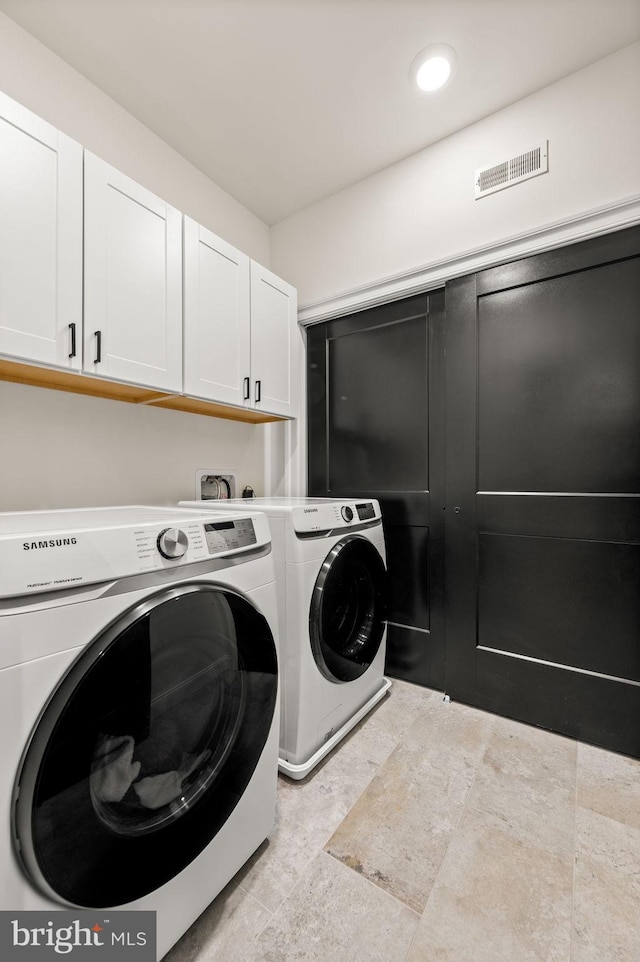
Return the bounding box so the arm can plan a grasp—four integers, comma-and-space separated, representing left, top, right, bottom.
576, 742, 640, 830
342, 679, 440, 766
407, 805, 574, 962
572, 806, 640, 961
235, 737, 379, 912
159, 689, 640, 962
243, 850, 419, 962
324, 698, 495, 913
163, 879, 271, 962
465, 716, 577, 854
400, 695, 497, 762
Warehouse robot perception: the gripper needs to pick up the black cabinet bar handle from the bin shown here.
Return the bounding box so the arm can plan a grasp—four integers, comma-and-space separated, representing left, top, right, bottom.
94, 330, 102, 364
68, 322, 76, 358
255, 379, 261, 403
243, 376, 250, 400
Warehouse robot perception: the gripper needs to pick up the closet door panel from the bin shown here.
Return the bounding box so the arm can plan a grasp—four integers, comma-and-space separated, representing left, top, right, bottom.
445, 225, 640, 758
307, 291, 445, 689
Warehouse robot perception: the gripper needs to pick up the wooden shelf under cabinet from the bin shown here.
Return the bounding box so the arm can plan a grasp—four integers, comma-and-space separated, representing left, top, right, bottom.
0, 359, 286, 424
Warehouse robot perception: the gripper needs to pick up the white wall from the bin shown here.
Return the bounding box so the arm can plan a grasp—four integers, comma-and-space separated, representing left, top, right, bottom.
0, 11, 270, 512
271, 43, 640, 311
0, 382, 263, 511
0, 12, 270, 262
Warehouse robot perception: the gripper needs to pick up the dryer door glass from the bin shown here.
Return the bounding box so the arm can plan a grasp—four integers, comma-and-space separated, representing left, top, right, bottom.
14, 585, 277, 908
310, 536, 387, 682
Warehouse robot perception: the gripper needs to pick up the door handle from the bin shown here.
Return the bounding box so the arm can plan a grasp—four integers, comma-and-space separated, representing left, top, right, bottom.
255, 379, 261, 403
243, 376, 250, 400
68, 323, 76, 359
94, 330, 102, 364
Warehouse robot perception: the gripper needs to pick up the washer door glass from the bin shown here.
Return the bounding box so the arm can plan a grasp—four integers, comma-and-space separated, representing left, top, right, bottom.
14, 584, 277, 908
309, 536, 387, 682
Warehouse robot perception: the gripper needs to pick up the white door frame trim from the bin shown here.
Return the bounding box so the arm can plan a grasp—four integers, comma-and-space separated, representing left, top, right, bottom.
297, 193, 640, 326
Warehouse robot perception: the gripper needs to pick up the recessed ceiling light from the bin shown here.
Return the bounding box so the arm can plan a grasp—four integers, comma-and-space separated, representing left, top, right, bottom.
410, 43, 458, 92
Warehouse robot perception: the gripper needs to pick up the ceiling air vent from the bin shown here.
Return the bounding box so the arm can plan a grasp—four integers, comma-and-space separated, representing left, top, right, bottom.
475, 141, 548, 199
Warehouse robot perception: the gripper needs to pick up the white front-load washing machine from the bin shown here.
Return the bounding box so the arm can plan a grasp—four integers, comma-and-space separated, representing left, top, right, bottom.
0, 505, 279, 960
180, 497, 391, 779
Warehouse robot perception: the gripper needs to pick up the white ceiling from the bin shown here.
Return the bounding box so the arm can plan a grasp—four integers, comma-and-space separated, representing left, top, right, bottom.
1, 0, 639, 225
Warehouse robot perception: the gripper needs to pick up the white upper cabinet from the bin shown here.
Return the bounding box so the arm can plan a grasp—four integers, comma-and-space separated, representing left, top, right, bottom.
0, 92, 297, 419
0, 92, 82, 369
184, 221, 298, 418
183, 217, 250, 406
83, 152, 182, 392
250, 262, 297, 418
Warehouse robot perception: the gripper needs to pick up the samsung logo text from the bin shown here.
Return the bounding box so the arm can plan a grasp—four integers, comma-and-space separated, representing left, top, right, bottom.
23, 538, 78, 551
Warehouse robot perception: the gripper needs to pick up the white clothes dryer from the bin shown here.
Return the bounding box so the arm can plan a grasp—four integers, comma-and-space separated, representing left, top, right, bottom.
0, 505, 279, 960
180, 497, 391, 779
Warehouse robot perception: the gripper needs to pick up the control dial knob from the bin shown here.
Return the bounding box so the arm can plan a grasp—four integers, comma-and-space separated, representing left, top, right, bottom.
157, 527, 189, 559
341, 505, 354, 522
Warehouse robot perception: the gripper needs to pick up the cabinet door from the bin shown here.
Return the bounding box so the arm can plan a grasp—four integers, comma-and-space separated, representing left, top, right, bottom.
84, 152, 182, 392
183, 217, 250, 406
250, 262, 297, 417
0, 92, 82, 369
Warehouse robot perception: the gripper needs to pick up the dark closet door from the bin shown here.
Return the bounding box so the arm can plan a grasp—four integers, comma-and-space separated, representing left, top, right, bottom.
445, 226, 640, 757
307, 291, 445, 689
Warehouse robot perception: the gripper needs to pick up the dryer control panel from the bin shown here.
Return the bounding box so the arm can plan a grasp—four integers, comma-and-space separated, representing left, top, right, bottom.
204, 518, 257, 554
0, 505, 269, 598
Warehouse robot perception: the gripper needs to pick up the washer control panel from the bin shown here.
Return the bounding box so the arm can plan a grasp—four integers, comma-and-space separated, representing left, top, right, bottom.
355, 502, 376, 521
291, 499, 382, 534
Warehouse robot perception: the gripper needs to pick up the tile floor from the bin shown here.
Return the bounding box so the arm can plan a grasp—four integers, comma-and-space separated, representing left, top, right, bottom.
164, 680, 640, 962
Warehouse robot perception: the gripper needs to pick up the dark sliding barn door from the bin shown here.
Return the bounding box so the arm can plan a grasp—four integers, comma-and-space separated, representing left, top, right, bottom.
307, 292, 446, 689
445, 226, 640, 757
